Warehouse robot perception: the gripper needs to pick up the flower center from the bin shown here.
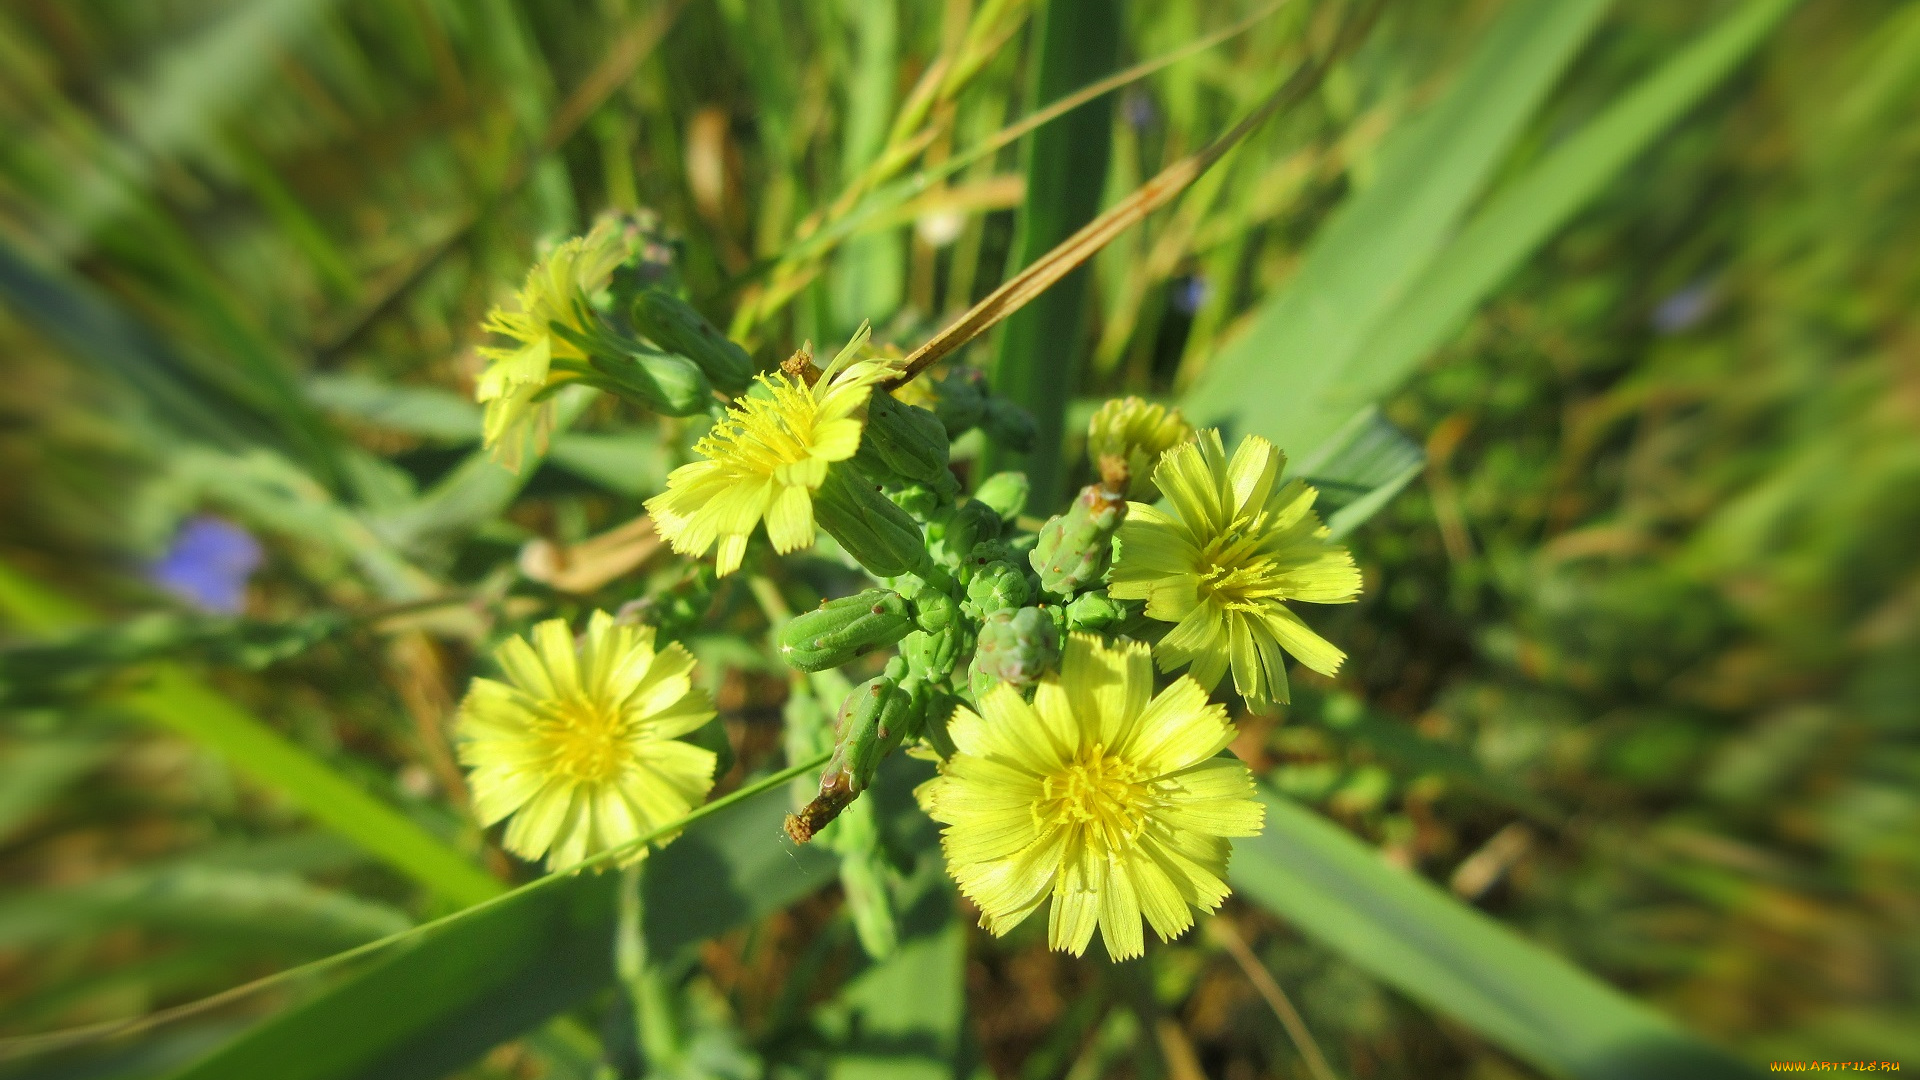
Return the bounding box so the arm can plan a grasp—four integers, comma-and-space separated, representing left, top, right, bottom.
537, 697, 634, 783
1193, 511, 1284, 609
716, 378, 821, 473
1036, 746, 1151, 852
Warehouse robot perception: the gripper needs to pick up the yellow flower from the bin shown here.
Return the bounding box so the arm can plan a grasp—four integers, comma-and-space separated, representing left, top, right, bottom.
917, 633, 1264, 960
645, 328, 894, 576
476, 220, 633, 470
1108, 429, 1361, 712
456, 611, 717, 870
1087, 397, 1193, 500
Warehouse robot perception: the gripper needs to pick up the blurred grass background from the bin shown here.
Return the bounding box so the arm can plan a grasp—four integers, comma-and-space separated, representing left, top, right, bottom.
0, 0, 1916, 1077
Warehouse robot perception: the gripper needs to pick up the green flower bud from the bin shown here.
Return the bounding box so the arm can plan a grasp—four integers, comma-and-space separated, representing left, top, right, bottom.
884, 482, 943, 521
629, 289, 754, 393
1064, 588, 1134, 633
964, 560, 1031, 619
901, 626, 963, 678
550, 315, 714, 416
1086, 396, 1192, 500
972, 472, 1029, 522
931, 369, 986, 436
969, 606, 1059, 696
937, 500, 1002, 564
778, 589, 913, 672
813, 465, 929, 578
912, 589, 958, 634
863, 391, 958, 495
822, 675, 924, 795
1030, 482, 1127, 599
981, 398, 1037, 453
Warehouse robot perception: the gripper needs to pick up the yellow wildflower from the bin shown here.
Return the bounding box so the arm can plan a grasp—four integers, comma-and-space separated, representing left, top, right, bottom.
1108, 429, 1361, 712
645, 328, 894, 576
918, 633, 1265, 960
456, 611, 717, 870
476, 220, 633, 470
1087, 396, 1192, 500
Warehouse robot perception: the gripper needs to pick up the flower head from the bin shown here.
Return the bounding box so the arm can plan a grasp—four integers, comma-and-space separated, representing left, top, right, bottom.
918, 633, 1265, 960
1108, 429, 1361, 712
456, 611, 717, 870
1087, 397, 1192, 500
645, 328, 895, 576
476, 220, 635, 470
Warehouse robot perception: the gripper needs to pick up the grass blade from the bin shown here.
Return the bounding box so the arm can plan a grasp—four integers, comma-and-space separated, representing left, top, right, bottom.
1182, 0, 1612, 453
162, 779, 836, 1080
1329, 0, 1804, 426
1232, 788, 1760, 1080
981, 0, 1122, 511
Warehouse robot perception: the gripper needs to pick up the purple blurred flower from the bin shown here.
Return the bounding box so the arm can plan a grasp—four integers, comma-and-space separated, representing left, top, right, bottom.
1124, 90, 1157, 131
150, 516, 262, 614
1169, 274, 1211, 315
1652, 280, 1717, 335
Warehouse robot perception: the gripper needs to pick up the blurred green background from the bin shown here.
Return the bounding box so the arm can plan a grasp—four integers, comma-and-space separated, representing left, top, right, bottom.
0, 0, 1916, 1078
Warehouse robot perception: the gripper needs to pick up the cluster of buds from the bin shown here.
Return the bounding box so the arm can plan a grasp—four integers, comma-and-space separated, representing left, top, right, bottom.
776, 386, 1175, 843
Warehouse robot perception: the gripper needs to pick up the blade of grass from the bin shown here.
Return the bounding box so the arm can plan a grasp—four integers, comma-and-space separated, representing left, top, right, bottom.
1182, 0, 1613, 453
888, 3, 1381, 389
0, 559, 500, 908
1232, 787, 1760, 1080
981, 0, 1123, 511
1323, 0, 1804, 430
0, 751, 830, 1071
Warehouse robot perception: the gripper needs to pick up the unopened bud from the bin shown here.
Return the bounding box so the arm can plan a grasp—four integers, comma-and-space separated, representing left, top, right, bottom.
777, 589, 913, 672
981, 398, 1037, 453
930, 369, 987, 436
972, 472, 1029, 522
863, 391, 957, 494
630, 289, 754, 393
969, 606, 1059, 696
813, 466, 929, 578
1087, 397, 1191, 500
1065, 589, 1130, 633
1030, 482, 1127, 598
964, 560, 1031, 618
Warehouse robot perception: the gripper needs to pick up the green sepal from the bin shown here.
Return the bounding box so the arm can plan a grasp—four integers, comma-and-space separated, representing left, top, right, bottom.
777, 589, 913, 673
813, 465, 931, 578
629, 289, 754, 393
981, 398, 1037, 453
935, 499, 1002, 565
930, 369, 987, 436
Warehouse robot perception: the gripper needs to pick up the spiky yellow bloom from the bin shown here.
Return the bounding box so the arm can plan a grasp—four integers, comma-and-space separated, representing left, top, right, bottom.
476, 220, 634, 470
1087, 397, 1193, 500
644, 330, 894, 576
456, 611, 717, 870
1109, 429, 1361, 713
917, 633, 1264, 960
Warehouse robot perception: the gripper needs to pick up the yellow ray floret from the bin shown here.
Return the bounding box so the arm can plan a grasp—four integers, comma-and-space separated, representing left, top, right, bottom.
1108, 429, 1361, 712
476, 220, 633, 470
917, 633, 1265, 960
645, 330, 894, 576
456, 611, 717, 870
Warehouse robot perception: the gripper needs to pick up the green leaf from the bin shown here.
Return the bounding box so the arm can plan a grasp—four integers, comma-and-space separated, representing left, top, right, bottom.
368, 385, 599, 554
1294, 688, 1560, 823
0, 739, 110, 843
1288, 406, 1424, 540
1183, 0, 1613, 453
120, 666, 504, 909
1232, 787, 1760, 1080
165, 781, 837, 1080
819, 864, 966, 1080
983, 0, 1123, 513
306, 374, 483, 445
0, 866, 411, 954
1335, 0, 1804, 421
